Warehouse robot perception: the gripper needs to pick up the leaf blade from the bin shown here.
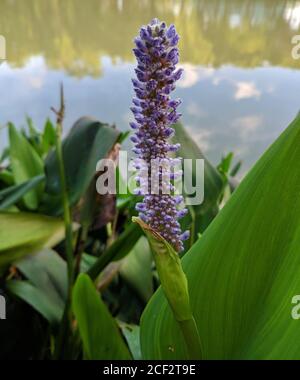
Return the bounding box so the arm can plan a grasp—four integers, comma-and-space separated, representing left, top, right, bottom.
141, 115, 300, 360
0, 212, 68, 270
0, 175, 45, 210
72, 273, 132, 360
44, 117, 120, 215
9, 123, 44, 209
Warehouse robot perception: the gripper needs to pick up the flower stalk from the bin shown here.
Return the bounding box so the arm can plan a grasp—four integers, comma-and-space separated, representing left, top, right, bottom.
52, 84, 75, 358
52, 84, 74, 290
131, 20, 202, 359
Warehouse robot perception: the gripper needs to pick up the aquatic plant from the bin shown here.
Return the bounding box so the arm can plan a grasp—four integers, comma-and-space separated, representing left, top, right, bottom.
2, 13, 300, 364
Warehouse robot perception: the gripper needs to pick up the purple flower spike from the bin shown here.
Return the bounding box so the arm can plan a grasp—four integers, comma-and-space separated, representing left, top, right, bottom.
131, 19, 189, 252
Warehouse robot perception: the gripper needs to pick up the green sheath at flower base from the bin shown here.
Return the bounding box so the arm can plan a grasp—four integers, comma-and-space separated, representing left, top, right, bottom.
133, 217, 202, 359
133, 217, 191, 321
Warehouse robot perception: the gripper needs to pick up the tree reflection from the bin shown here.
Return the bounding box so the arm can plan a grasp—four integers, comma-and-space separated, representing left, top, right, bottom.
0, 0, 299, 76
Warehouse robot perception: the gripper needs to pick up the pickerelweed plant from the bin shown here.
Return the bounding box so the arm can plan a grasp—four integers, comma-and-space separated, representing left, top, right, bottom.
130, 18, 189, 253
131, 19, 202, 359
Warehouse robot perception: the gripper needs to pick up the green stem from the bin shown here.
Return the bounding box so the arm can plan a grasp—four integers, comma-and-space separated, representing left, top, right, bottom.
74, 224, 88, 277
53, 122, 74, 359
55, 125, 74, 289
178, 317, 202, 360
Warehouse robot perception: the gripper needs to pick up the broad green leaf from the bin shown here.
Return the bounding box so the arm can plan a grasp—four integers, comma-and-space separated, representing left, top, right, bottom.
0, 175, 45, 210
9, 123, 44, 210
44, 117, 120, 215
141, 115, 300, 359
0, 212, 66, 270
72, 273, 132, 360
120, 236, 153, 302
7, 249, 67, 326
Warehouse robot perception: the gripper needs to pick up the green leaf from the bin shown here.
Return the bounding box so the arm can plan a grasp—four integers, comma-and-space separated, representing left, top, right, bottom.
120, 236, 153, 302
9, 123, 44, 210
7, 281, 62, 326
0, 175, 45, 210
217, 153, 241, 203
217, 152, 234, 176
87, 222, 142, 280
0, 169, 14, 186
0, 147, 9, 164
80, 253, 97, 273
118, 130, 130, 144
26, 116, 43, 157
72, 273, 132, 360
7, 249, 67, 326
120, 324, 141, 360
141, 115, 300, 359
0, 212, 67, 270
16, 248, 67, 301
44, 117, 120, 215
42, 118, 56, 154
230, 160, 242, 177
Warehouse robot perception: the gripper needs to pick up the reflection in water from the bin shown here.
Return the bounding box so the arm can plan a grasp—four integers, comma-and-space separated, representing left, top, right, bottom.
1, 0, 300, 73
0, 0, 300, 174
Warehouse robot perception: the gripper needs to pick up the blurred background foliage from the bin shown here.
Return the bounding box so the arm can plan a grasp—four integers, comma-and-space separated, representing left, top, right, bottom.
0, 109, 238, 359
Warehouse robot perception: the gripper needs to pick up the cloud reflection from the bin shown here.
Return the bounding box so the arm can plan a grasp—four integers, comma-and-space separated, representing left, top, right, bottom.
234, 81, 261, 100
232, 115, 263, 140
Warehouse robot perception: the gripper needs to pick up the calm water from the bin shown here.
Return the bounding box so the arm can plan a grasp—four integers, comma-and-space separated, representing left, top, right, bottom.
1, 0, 300, 174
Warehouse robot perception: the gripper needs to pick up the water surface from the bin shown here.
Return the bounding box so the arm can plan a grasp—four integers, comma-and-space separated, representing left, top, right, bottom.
1, 0, 300, 174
